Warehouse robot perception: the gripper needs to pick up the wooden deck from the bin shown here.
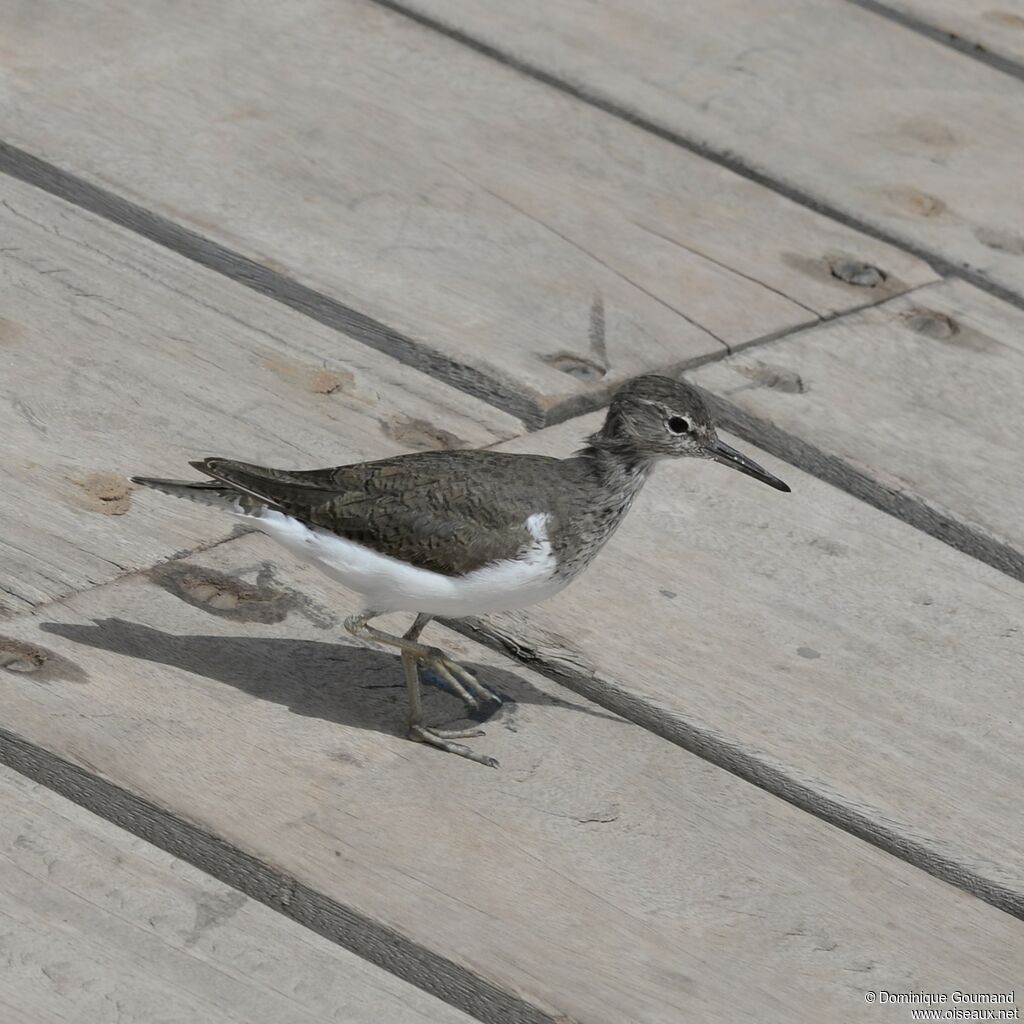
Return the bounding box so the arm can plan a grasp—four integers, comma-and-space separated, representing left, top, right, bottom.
0, 1, 1021, 1021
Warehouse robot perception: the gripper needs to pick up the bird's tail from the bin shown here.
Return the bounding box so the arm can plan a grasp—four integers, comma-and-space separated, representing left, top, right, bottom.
130, 476, 268, 515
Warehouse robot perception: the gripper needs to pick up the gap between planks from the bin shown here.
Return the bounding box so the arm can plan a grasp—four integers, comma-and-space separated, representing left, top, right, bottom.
0, 725, 558, 1024
842, 0, 1024, 84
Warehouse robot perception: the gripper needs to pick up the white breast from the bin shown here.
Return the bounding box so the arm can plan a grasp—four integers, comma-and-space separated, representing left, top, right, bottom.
240, 507, 567, 616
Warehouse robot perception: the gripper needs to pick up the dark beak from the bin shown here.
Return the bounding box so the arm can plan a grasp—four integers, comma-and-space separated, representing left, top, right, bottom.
707, 438, 791, 493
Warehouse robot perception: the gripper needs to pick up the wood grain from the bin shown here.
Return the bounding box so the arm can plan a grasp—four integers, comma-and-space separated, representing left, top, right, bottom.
482, 412, 1024, 911
403, 0, 1024, 303
692, 279, 1024, 576
0, 763, 474, 1024
0, 0, 934, 422
0, 175, 519, 613
0, 534, 1020, 1023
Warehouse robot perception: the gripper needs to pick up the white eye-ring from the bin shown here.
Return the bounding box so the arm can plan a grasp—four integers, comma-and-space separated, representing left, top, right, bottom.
667, 416, 691, 435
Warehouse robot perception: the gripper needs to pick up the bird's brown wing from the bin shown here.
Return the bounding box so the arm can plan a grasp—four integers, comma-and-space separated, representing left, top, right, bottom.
192, 452, 557, 577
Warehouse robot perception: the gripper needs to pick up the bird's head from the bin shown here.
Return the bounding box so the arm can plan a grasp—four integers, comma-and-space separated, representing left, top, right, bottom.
595, 374, 790, 492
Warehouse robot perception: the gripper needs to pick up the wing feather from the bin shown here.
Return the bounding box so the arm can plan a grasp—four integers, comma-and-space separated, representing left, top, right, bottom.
189, 452, 563, 576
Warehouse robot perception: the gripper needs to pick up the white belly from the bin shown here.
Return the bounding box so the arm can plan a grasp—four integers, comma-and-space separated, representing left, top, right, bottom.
241, 508, 568, 616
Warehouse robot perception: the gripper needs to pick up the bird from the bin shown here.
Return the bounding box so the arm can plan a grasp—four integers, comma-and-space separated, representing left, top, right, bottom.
132, 374, 789, 767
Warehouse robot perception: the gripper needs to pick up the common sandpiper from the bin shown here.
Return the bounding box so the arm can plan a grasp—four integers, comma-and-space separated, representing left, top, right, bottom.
133, 375, 789, 767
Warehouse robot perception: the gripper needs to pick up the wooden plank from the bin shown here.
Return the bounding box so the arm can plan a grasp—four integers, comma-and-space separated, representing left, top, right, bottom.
0, 764, 475, 1024
0, 174, 519, 615
0, 0, 935, 424
403, 0, 1024, 303
691, 278, 1024, 575
870, 0, 1024, 68
477, 412, 1024, 910
0, 536, 1020, 1024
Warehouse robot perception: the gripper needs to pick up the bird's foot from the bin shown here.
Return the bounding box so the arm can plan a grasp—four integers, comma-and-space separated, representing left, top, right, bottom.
419, 647, 501, 711
408, 723, 498, 768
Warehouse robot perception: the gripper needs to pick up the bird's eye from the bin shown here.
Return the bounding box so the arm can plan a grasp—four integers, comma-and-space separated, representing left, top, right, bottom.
667, 416, 691, 435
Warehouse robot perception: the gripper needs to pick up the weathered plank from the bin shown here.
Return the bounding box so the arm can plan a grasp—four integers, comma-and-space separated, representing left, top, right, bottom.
0, 764, 474, 1024
867, 0, 1024, 69
0, 535, 1020, 1024
0, 174, 519, 614
403, 0, 1024, 304
0, 0, 934, 424
477, 412, 1024, 911
691, 278, 1024, 578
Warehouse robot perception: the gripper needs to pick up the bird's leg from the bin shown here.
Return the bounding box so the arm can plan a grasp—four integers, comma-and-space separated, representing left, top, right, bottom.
345, 610, 498, 768
401, 650, 497, 768
344, 609, 498, 709
400, 614, 481, 732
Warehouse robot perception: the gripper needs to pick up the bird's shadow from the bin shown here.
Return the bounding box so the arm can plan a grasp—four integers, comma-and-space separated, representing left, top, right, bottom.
39, 617, 616, 739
